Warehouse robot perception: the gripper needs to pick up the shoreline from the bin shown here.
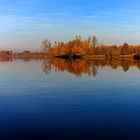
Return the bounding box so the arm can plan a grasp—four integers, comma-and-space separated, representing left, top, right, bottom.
13, 53, 135, 60
0, 50, 139, 61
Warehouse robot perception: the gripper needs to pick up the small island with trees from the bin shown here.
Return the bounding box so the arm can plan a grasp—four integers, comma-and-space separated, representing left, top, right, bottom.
1, 35, 140, 61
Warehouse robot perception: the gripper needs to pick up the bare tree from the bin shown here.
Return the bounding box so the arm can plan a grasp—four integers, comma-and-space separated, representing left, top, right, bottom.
92, 36, 98, 47
88, 36, 98, 47
40, 39, 51, 53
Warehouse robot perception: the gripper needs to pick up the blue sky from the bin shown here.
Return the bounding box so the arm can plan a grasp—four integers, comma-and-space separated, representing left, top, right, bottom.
1, 0, 140, 50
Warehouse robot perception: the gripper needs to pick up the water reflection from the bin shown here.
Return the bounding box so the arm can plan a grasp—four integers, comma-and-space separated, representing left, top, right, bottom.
1, 57, 140, 77
0, 56, 13, 62
41, 58, 140, 77
1, 57, 140, 140
41, 59, 51, 75
50, 59, 98, 77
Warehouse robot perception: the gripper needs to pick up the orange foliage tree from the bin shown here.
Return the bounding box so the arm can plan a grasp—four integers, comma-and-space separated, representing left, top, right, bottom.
41, 36, 140, 58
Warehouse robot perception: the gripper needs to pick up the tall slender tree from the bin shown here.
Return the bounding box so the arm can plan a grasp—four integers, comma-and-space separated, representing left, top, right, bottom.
40, 39, 51, 53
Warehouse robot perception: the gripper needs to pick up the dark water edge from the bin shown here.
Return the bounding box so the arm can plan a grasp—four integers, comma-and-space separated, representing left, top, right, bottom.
1, 133, 140, 140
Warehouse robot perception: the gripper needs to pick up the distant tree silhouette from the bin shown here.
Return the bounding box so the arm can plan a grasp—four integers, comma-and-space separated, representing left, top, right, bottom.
40, 39, 51, 53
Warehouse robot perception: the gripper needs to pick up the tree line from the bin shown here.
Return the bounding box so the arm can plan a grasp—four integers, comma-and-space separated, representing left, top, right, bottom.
40, 36, 140, 58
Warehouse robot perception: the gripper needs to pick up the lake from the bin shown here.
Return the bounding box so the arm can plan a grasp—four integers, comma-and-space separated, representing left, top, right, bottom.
0, 58, 140, 140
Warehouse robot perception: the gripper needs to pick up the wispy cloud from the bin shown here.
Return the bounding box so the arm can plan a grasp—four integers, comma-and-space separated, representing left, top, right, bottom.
1, 0, 140, 50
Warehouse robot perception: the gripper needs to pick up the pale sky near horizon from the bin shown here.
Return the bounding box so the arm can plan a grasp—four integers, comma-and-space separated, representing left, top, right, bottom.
1, 0, 140, 51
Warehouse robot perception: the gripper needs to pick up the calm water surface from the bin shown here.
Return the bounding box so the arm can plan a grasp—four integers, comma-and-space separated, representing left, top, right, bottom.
0, 59, 140, 140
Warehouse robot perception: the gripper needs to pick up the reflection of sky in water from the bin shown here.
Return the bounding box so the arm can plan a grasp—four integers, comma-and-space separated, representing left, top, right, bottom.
0, 60, 140, 139
0, 60, 140, 97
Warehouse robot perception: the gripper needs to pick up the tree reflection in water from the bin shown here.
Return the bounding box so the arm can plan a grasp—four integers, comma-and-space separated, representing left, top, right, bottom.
41, 59, 98, 77
41, 59, 51, 75
40, 58, 140, 77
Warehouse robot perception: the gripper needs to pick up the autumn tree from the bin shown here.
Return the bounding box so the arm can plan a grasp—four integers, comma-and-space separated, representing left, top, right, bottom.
40, 36, 140, 58
121, 43, 130, 55
110, 45, 120, 56
97, 45, 108, 55
135, 46, 140, 55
